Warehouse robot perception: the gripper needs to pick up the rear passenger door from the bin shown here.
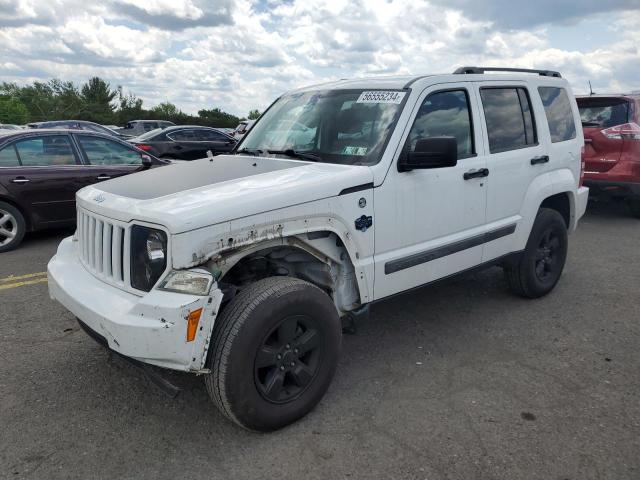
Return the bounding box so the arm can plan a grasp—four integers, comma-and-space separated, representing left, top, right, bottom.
0, 134, 85, 227
166, 129, 199, 159
476, 83, 549, 262
197, 129, 236, 156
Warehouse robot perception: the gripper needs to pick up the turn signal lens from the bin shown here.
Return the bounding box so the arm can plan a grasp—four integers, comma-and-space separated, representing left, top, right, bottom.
186, 308, 203, 342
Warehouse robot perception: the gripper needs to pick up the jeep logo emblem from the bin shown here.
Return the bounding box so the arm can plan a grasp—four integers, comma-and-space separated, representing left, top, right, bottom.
93, 194, 106, 203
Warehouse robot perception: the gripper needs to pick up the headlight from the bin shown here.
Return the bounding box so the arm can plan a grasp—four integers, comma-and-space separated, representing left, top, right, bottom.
130, 225, 167, 291
159, 270, 213, 296
146, 231, 166, 262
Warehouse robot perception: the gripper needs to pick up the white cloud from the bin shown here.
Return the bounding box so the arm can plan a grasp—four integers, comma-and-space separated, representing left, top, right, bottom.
117, 0, 204, 20
0, 0, 639, 117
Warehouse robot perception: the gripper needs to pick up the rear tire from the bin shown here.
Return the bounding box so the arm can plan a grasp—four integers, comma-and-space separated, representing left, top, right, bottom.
628, 198, 640, 219
0, 201, 26, 253
504, 208, 568, 298
205, 276, 342, 431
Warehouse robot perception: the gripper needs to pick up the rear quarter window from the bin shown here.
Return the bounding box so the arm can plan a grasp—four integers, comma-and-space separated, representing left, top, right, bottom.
538, 87, 577, 143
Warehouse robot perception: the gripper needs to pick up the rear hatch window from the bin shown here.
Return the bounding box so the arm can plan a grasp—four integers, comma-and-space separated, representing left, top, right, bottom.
578, 98, 629, 128
577, 97, 630, 171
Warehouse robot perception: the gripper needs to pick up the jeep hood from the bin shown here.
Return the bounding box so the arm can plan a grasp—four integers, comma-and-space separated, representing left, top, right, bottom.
76, 155, 373, 233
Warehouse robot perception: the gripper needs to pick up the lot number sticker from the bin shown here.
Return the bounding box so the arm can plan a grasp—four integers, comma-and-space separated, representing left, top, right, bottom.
356, 91, 406, 104
342, 146, 368, 156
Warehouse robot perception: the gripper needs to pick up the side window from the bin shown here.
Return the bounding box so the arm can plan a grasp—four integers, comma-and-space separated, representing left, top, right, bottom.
405, 89, 474, 159
0, 145, 20, 167
14, 136, 77, 166
77, 135, 143, 165
169, 130, 197, 141
196, 129, 224, 141
538, 87, 577, 143
480, 87, 537, 153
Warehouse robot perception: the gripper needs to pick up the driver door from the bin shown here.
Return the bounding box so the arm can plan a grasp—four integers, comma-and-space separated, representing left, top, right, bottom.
373, 84, 489, 300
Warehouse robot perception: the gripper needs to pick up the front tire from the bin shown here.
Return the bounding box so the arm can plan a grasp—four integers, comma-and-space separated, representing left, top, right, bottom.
205, 276, 342, 431
0, 201, 26, 253
504, 208, 568, 298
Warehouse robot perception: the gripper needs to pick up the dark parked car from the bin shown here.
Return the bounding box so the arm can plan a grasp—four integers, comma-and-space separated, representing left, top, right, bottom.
232, 120, 255, 140
28, 120, 127, 139
128, 125, 237, 160
115, 120, 175, 137
577, 94, 640, 217
0, 129, 167, 252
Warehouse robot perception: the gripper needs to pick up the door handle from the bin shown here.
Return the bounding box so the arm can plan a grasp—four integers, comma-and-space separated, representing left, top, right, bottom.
11, 177, 30, 184
97, 175, 111, 180
463, 168, 489, 180
531, 155, 550, 165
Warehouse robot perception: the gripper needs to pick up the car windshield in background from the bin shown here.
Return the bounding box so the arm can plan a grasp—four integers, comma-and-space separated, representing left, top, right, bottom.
577, 98, 629, 128
239, 89, 408, 165
132, 128, 164, 141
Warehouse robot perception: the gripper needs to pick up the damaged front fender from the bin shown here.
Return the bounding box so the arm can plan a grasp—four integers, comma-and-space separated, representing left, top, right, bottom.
170, 212, 374, 307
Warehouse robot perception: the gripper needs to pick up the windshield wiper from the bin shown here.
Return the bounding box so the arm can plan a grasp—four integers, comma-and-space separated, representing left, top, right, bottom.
267, 149, 321, 162
235, 148, 264, 156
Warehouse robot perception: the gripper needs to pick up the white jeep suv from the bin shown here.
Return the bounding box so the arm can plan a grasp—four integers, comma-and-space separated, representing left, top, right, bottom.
48, 67, 589, 431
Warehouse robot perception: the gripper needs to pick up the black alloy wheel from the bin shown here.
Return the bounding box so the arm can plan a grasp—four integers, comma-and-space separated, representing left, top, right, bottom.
534, 228, 561, 283
254, 314, 322, 404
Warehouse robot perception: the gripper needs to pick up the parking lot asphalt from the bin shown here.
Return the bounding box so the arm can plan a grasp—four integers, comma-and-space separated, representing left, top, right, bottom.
1, 201, 639, 480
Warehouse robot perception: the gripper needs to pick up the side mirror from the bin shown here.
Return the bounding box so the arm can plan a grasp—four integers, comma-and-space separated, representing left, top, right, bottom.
398, 137, 458, 172
141, 154, 153, 169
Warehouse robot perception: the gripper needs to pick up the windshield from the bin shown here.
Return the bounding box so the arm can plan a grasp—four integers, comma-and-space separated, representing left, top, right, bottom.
132, 128, 164, 141
86, 123, 119, 136
238, 89, 407, 165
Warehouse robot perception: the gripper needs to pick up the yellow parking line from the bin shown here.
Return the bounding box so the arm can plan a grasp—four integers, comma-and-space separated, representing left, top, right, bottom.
0, 271, 47, 283
0, 277, 48, 290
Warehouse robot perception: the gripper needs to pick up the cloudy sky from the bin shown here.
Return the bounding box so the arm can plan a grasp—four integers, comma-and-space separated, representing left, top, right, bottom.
1, 0, 639, 117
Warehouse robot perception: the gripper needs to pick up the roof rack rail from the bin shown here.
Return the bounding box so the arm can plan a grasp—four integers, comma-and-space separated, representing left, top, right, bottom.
453, 67, 562, 78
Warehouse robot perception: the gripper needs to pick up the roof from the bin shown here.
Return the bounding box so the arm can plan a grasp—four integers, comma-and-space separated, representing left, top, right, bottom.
128, 119, 175, 123
289, 70, 567, 93
292, 75, 429, 92
37, 119, 98, 125
163, 125, 217, 130
0, 128, 127, 143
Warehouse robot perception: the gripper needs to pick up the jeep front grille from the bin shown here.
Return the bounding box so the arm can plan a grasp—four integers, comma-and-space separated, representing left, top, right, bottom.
77, 208, 129, 286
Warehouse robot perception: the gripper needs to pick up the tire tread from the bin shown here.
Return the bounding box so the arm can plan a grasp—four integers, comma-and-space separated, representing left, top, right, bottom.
205, 276, 325, 429
504, 208, 567, 299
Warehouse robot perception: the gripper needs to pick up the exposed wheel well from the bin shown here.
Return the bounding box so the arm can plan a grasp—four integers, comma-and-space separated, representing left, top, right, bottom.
540, 192, 570, 228
216, 233, 361, 315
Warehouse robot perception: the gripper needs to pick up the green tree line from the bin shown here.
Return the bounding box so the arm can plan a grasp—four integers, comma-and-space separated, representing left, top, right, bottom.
0, 77, 257, 128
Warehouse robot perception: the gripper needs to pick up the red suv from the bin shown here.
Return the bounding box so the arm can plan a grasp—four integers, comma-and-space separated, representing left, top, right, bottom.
577, 94, 640, 217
